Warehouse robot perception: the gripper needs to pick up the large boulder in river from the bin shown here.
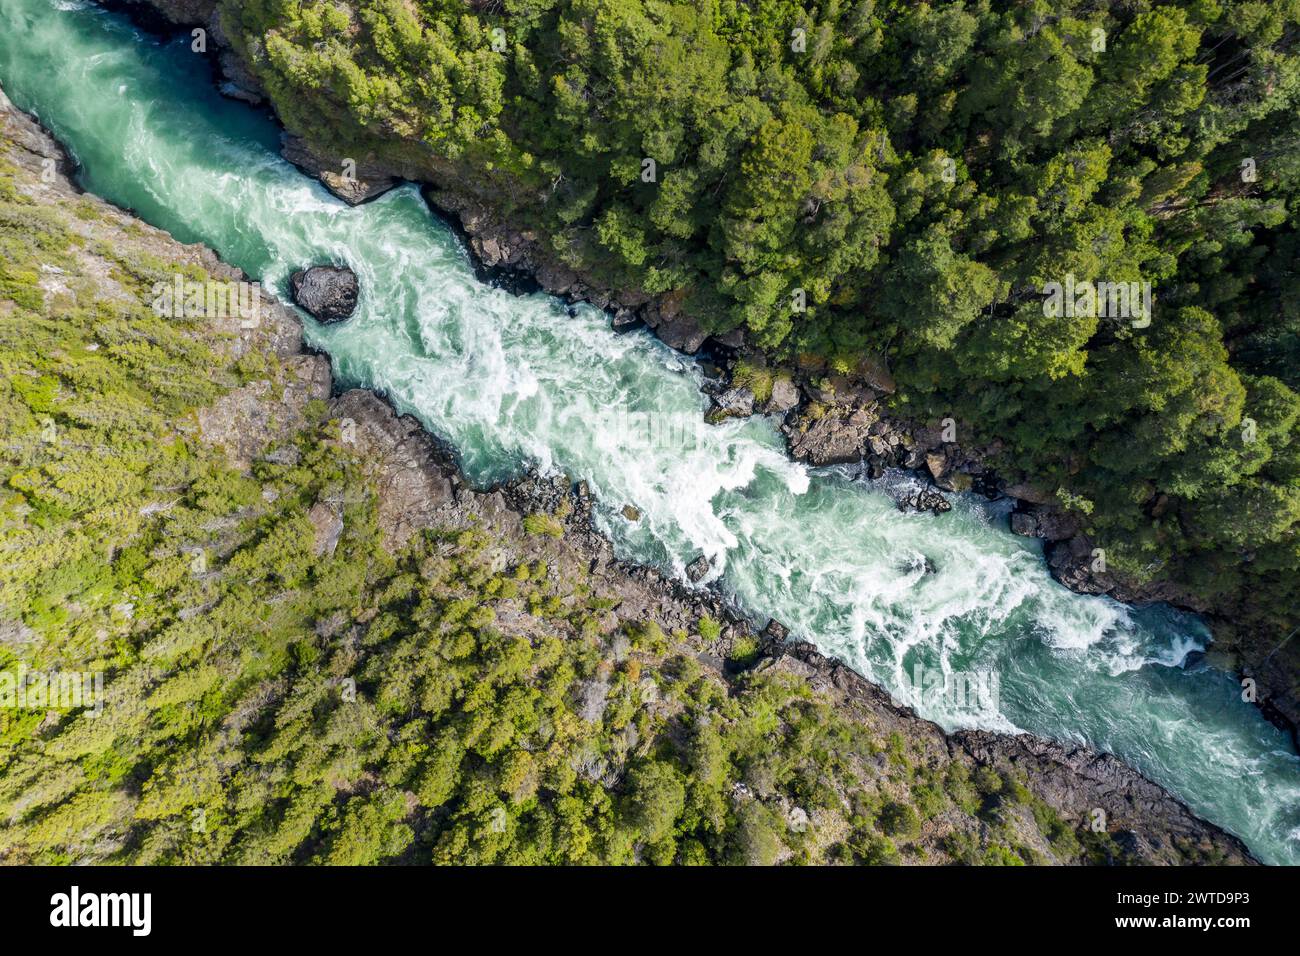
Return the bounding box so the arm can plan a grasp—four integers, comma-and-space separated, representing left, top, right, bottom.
290, 265, 359, 323
685, 554, 712, 583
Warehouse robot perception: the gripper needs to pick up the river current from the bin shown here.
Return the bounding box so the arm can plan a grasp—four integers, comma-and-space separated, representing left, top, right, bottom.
2, 0, 1297, 862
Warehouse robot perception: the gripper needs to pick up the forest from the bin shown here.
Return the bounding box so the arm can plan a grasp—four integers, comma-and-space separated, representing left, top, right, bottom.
2, 114, 1172, 866
212, 0, 1300, 656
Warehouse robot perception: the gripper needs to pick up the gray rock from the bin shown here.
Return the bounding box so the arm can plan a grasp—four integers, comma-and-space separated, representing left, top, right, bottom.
685, 554, 711, 583
900, 488, 952, 515
307, 501, 344, 557
712, 327, 745, 349
764, 376, 801, 415
1012, 508, 1079, 542
535, 261, 577, 295
763, 619, 790, 641
290, 265, 359, 323
261, 445, 301, 467
857, 354, 897, 394
280, 135, 398, 205
576, 680, 610, 724
787, 406, 877, 466
611, 309, 644, 333
709, 387, 755, 421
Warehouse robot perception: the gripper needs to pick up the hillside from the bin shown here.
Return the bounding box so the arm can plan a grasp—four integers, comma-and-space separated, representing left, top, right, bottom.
0, 83, 1252, 865
112, 0, 1300, 733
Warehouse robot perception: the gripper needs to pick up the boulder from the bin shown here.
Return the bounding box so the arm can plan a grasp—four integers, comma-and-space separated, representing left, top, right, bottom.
900, 488, 952, 515
685, 554, 711, 583
610, 308, 644, 333
712, 327, 745, 349
1012, 508, 1079, 542
763, 619, 790, 641
307, 501, 343, 557
655, 312, 708, 353
280, 135, 398, 205
935, 470, 973, 493
856, 354, 897, 394
764, 376, 801, 415
327, 390, 456, 548
1003, 482, 1058, 506
708, 387, 755, 422
535, 261, 577, 295
289, 265, 359, 323
1010, 512, 1038, 537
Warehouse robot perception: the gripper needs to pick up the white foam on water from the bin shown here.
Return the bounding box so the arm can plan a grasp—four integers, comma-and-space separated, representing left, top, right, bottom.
3, 0, 1298, 864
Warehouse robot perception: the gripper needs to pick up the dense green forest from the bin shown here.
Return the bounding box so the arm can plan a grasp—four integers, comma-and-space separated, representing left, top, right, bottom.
214, 0, 1300, 655
3, 114, 1185, 866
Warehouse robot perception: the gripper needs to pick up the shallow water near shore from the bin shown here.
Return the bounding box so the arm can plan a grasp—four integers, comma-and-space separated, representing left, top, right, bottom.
3, 0, 1298, 862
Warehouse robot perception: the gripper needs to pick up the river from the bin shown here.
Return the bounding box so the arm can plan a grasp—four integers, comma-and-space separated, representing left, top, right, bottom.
2, 0, 1297, 863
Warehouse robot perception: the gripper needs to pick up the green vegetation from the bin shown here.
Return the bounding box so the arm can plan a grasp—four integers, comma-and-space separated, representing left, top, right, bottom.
731, 358, 776, 404
218, 0, 1300, 644
0, 133, 1124, 865
522, 511, 565, 538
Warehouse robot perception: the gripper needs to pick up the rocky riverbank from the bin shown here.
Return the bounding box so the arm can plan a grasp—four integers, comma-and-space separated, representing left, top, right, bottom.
23, 5, 1270, 861
101, 0, 1299, 752
0, 66, 1259, 866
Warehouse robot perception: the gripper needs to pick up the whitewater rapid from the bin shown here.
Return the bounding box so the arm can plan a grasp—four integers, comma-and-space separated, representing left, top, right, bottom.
1, 0, 1297, 863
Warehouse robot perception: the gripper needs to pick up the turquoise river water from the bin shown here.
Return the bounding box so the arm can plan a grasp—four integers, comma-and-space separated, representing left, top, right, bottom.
1, 0, 1297, 862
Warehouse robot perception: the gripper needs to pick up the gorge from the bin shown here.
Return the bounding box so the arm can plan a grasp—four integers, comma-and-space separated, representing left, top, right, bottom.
0, 0, 1297, 864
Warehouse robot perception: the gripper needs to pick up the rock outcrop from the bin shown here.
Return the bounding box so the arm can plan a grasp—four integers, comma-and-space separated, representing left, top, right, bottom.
280, 134, 400, 206
706, 387, 755, 423
786, 405, 879, 466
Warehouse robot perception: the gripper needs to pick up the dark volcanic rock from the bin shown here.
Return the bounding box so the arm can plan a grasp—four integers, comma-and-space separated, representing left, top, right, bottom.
290, 265, 359, 323
685, 554, 711, 583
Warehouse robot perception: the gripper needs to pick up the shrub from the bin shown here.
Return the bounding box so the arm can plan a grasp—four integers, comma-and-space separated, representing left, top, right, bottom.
522, 512, 564, 538
879, 800, 922, 839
